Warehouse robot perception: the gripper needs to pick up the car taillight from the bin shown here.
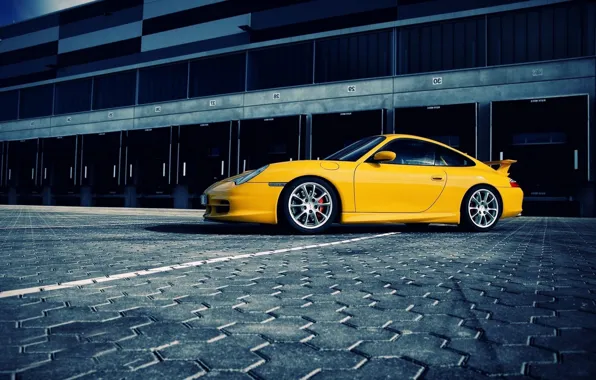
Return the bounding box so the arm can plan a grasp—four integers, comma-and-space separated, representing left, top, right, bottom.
509, 178, 520, 187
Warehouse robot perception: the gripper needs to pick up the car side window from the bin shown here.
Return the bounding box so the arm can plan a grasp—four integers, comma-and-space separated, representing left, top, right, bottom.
435, 145, 475, 167
377, 139, 436, 166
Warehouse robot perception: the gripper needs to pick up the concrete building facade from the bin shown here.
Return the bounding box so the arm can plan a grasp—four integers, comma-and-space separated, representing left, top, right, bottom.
0, 0, 594, 216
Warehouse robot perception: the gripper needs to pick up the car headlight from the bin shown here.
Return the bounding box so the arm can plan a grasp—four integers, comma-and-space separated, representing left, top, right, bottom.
234, 165, 269, 185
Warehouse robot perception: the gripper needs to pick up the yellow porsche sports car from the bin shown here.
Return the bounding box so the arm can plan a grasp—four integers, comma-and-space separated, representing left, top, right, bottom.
201, 134, 523, 234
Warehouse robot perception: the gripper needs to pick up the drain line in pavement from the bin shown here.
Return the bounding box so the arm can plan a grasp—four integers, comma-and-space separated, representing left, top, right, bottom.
0, 232, 399, 299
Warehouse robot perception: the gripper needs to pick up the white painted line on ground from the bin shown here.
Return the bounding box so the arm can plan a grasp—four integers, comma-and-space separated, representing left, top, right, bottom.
0, 221, 199, 230
0, 232, 399, 299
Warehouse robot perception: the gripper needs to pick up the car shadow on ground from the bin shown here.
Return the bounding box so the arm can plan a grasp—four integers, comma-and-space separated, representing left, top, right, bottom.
145, 223, 463, 236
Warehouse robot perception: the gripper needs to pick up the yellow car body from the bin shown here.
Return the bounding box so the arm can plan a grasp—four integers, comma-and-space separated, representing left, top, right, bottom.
202, 134, 523, 233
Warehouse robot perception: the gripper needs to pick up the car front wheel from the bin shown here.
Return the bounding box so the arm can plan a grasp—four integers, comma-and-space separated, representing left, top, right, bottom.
280, 177, 338, 234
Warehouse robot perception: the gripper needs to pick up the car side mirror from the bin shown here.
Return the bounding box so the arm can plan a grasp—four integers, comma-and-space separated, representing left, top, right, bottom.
372, 151, 396, 162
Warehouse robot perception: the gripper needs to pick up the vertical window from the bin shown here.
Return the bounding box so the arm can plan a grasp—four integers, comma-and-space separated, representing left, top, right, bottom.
19, 85, 54, 119
315, 30, 392, 83
487, 2, 594, 66
247, 42, 313, 91
0, 91, 18, 122
138, 62, 188, 104
54, 78, 92, 115
189, 53, 246, 98
398, 16, 485, 74
93, 70, 136, 110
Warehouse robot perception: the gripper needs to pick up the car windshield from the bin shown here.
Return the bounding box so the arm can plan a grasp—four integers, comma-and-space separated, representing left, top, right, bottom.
324, 136, 386, 161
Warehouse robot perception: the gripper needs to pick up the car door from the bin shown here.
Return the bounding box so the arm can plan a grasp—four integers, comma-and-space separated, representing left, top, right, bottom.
354, 138, 447, 213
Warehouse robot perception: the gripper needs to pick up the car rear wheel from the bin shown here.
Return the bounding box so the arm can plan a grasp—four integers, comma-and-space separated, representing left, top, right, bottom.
460, 186, 501, 232
280, 177, 338, 234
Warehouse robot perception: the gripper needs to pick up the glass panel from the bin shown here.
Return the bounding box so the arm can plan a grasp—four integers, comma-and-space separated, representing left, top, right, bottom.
382, 139, 436, 166
247, 43, 313, 91
435, 145, 475, 166
189, 53, 245, 98
316, 30, 392, 83
512, 132, 567, 146
93, 70, 136, 110
19, 85, 54, 119
0, 91, 18, 122
138, 62, 188, 104
54, 78, 92, 115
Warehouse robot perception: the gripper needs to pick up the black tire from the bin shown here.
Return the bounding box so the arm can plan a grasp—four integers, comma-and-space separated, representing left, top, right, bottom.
279, 177, 339, 234
459, 185, 502, 232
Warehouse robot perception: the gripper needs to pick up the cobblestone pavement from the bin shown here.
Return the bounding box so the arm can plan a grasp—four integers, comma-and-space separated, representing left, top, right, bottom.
0, 205, 595, 379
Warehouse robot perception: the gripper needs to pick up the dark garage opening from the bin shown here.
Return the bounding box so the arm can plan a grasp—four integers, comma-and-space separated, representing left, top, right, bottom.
238, 115, 306, 173
311, 109, 387, 160
176, 122, 231, 209
6, 139, 42, 205
492, 95, 588, 216
80, 131, 124, 207
41, 136, 79, 206
394, 103, 477, 158
126, 127, 174, 208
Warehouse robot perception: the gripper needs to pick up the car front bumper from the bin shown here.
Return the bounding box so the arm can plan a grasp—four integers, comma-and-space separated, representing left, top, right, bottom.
202, 181, 283, 224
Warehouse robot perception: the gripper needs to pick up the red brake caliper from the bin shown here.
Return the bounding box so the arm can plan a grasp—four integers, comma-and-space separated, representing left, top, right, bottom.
317, 198, 325, 220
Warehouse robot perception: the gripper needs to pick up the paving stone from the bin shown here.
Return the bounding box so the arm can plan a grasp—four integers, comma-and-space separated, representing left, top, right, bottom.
528, 352, 596, 379
536, 297, 596, 313
223, 318, 313, 342
463, 319, 555, 344
0, 346, 50, 372
448, 339, 555, 375
344, 306, 420, 328
159, 339, 263, 371
307, 322, 396, 350
0, 301, 66, 322
535, 310, 596, 330
389, 314, 477, 339
270, 303, 349, 322
23, 335, 81, 353
253, 342, 364, 379
312, 358, 423, 379
17, 359, 97, 380
422, 366, 492, 379
358, 334, 463, 366
532, 328, 596, 353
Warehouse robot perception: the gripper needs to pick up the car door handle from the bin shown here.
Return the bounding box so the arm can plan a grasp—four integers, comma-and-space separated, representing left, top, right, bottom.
431, 175, 444, 181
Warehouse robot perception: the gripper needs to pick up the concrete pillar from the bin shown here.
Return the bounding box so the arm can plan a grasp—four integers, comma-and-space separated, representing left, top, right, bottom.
476, 102, 491, 161
304, 114, 312, 160
42, 186, 52, 205
8, 188, 17, 205
385, 108, 395, 134
173, 185, 189, 209
80, 186, 92, 207
124, 186, 137, 208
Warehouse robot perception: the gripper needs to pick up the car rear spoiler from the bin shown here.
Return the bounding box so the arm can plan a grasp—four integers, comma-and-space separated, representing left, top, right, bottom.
483, 159, 517, 175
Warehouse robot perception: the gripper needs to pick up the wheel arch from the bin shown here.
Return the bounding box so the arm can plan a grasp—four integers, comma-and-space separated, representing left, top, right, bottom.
459, 182, 504, 223
276, 175, 344, 224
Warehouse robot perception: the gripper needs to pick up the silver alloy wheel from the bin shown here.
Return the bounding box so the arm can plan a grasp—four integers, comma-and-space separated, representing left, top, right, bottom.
468, 189, 499, 229
288, 182, 333, 230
